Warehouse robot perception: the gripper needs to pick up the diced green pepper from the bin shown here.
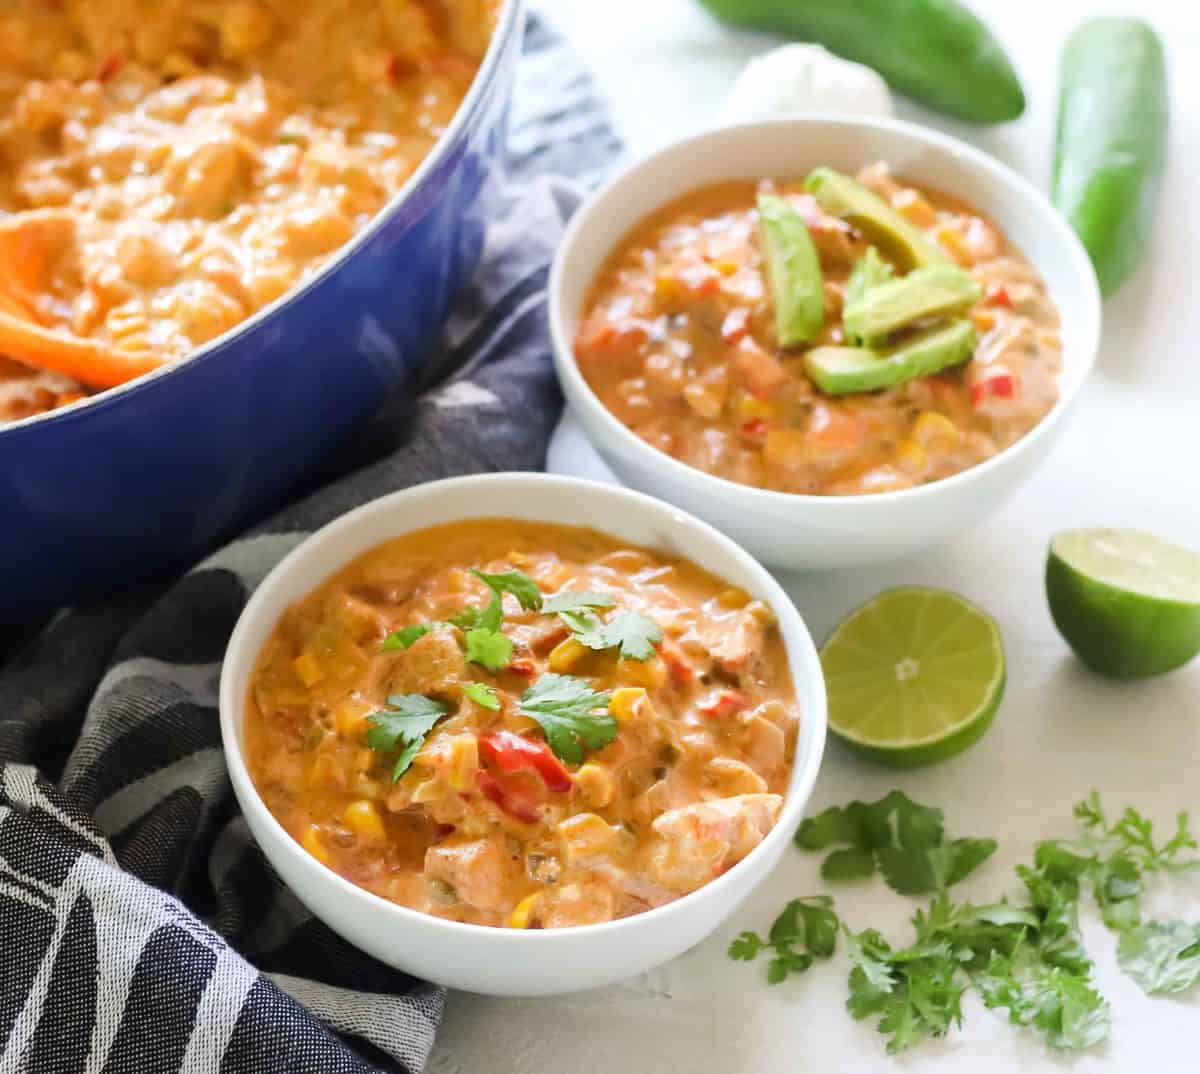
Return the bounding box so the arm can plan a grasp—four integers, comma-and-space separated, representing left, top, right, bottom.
805, 320, 976, 395
805, 168, 949, 271
843, 265, 982, 344
757, 193, 825, 346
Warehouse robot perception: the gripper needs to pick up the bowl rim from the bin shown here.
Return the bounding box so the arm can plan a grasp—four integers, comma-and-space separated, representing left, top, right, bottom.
548, 113, 1103, 511
0, 0, 524, 438
218, 471, 828, 945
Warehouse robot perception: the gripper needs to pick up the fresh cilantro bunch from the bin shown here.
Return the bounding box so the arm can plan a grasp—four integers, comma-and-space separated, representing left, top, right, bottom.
795, 791, 997, 894
728, 896, 839, 983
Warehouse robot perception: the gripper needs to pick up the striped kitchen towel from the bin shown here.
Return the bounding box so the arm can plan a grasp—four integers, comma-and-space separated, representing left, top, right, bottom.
0, 11, 622, 1074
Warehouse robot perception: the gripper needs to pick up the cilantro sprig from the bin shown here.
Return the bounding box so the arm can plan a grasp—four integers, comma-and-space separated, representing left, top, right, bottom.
518, 673, 616, 764
365, 694, 448, 780
795, 791, 997, 894
728, 896, 839, 984
736, 792, 1200, 1056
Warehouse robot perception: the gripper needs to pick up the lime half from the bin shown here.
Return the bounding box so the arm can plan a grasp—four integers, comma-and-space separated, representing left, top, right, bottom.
1046, 528, 1200, 679
820, 587, 1005, 768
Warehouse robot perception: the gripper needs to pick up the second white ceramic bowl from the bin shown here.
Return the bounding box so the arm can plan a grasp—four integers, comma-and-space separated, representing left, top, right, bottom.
219, 473, 827, 995
549, 116, 1102, 569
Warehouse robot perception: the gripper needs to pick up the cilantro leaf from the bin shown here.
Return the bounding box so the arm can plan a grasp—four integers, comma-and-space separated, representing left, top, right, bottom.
382, 622, 444, 651
557, 606, 663, 661
464, 627, 513, 672
448, 606, 487, 631
845, 926, 965, 1053
470, 568, 542, 612
542, 590, 614, 614
463, 682, 500, 710
365, 694, 448, 780
796, 792, 990, 895
599, 612, 662, 661
821, 846, 877, 882
979, 957, 1110, 1051
1117, 920, 1200, 995
728, 931, 765, 961
518, 673, 615, 764
728, 897, 839, 984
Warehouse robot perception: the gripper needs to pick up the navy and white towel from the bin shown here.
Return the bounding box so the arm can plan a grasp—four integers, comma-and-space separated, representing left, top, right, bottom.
0, 12, 622, 1073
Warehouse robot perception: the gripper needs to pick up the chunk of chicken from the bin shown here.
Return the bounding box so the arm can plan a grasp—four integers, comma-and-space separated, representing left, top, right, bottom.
646, 793, 782, 893
424, 838, 506, 913
387, 629, 467, 695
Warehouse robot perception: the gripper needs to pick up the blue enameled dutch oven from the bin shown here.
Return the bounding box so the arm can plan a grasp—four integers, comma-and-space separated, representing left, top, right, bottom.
0, 0, 524, 622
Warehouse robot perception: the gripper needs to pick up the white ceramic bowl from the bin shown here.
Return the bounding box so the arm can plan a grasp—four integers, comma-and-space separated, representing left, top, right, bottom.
549, 116, 1102, 569
219, 473, 827, 995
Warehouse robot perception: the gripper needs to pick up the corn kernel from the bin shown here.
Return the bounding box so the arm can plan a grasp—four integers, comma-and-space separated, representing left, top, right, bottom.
576, 763, 615, 808
654, 271, 679, 305
335, 698, 373, 737
508, 892, 541, 929
971, 308, 999, 333
896, 438, 927, 472
683, 381, 725, 420
610, 687, 647, 723
912, 412, 961, 448
717, 587, 750, 610
893, 189, 938, 228
549, 637, 587, 673
734, 393, 780, 423
445, 734, 479, 792
557, 813, 617, 864
160, 52, 202, 79
934, 224, 972, 266
343, 800, 386, 842
618, 656, 667, 690
306, 753, 340, 789
301, 825, 329, 864
411, 778, 442, 804
292, 650, 325, 687
713, 258, 739, 276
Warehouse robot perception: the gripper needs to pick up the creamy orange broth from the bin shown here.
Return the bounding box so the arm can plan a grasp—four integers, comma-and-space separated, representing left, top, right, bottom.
0, 0, 499, 421
245, 521, 799, 928
575, 164, 1063, 496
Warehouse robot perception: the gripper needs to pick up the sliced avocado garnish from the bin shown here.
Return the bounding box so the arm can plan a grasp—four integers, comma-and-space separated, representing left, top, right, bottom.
843, 264, 983, 344
757, 193, 824, 347
804, 167, 950, 271
843, 246, 894, 309
805, 320, 977, 395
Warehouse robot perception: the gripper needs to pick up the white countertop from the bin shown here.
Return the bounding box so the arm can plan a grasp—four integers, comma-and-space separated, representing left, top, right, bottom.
431, 3, 1200, 1071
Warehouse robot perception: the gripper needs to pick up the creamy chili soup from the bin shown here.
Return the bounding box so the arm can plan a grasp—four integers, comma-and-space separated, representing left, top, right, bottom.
245, 521, 799, 928
0, 0, 499, 422
575, 164, 1063, 496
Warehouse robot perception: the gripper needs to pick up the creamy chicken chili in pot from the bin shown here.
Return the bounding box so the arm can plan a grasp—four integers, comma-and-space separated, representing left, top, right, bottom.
245, 521, 799, 928
575, 164, 1063, 496
0, 0, 499, 421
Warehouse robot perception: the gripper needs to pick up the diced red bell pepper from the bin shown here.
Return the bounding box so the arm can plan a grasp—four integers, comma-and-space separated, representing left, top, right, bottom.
479, 731, 572, 793
662, 643, 696, 687
476, 770, 540, 823
697, 689, 750, 719
740, 418, 768, 442
508, 659, 537, 679
971, 366, 1019, 406
985, 283, 1013, 308
721, 307, 751, 345
97, 53, 124, 81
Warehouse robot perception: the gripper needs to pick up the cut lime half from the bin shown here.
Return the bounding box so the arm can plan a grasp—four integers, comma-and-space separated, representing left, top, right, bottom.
1046, 528, 1200, 679
820, 587, 1005, 768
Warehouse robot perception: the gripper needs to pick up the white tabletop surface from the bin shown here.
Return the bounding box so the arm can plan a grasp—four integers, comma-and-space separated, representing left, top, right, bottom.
430, 3, 1200, 1071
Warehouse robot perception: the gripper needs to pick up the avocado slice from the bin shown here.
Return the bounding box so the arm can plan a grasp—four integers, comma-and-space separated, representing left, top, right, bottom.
805, 167, 950, 270
844, 246, 894, 309
805, 320, 977, 395
757, 193, 824, 346
844, 265, 983, 344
